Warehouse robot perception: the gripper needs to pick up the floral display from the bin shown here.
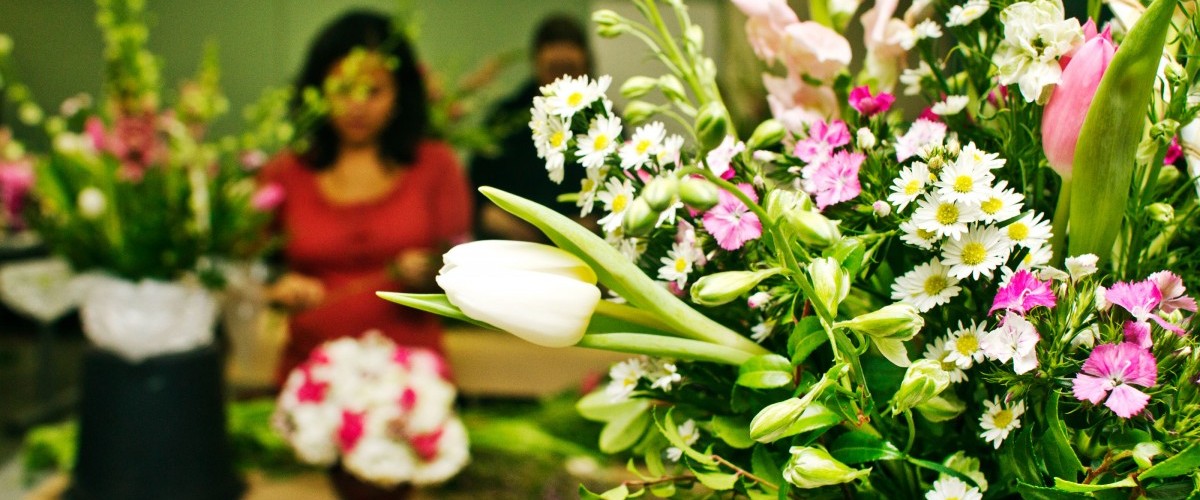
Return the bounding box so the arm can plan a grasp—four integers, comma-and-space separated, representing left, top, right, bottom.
273, 331, 470, 487
386, 0, 1200, 498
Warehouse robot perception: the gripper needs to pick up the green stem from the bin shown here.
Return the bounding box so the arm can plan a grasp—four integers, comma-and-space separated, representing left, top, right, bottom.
594, 300, 676, 333
1049, 177, 1071, 266
904, 410, 916, 454
576, 333, 756, 365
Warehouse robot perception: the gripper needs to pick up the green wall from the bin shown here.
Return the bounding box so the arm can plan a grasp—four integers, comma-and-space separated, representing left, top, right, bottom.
0, 0, 590, 139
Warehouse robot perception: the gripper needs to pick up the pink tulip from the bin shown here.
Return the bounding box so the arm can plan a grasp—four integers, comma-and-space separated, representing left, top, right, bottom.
1041, 26, 1115, 178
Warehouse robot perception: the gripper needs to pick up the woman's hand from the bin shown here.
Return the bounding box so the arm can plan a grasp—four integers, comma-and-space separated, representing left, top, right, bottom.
266, 272, 327, 311
390, 249, 441, 293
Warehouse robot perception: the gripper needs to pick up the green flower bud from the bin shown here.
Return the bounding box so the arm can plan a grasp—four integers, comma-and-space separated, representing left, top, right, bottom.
642, 176, 678, 212
620, 76, 658, 99
678, 177, 719, 210
1146, 202, 1174, 223
592, 10, 626, 38
915, 393, 966, 422
1132, 442, 1162, 470
658, 75, 688, 106
764, 189, 804, 221
18, 102, 43, 126
43, 117, 66, 137
685, 25, 704, 53
1157, 164, 1181, 186
835, 304, 923, 341
789, 210, 842, 249
695, 101, 730, 151
890, 359, 950, 415
0, 34, 12, 56
807, 257, 848, 315
690, 268, 780, 307
622, 197, 658, 237
622, 100, 659, 124
747, 119, 787, 150
783, 446, 872, 489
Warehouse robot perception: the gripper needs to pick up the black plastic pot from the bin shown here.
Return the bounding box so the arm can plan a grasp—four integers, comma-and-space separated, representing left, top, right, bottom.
66, 345, 244, 500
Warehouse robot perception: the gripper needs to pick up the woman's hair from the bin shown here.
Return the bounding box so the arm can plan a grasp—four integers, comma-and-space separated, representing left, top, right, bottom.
532, 13, 593, 73
293, 10, 428, 169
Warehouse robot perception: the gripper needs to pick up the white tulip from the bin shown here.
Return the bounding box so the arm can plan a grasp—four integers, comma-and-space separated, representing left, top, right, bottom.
440, 240, 597, 284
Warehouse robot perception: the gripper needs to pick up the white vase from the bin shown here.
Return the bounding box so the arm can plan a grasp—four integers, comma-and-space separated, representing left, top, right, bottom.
79, 274, 218, 362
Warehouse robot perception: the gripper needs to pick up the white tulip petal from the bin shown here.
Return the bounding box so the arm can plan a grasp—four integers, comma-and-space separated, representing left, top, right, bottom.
441, 240, 597, 284
437, 266, 600, 347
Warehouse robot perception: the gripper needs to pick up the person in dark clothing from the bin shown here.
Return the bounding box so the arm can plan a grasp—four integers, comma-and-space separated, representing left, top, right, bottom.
470, 13, 594, 242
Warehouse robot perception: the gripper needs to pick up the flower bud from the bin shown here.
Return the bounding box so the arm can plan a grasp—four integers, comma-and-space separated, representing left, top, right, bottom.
857, 127, 877, 149
44, 116, 66, 136
1157, 164, 1180, 186
835, 304, 923, 341
915, 393, 966, 422
18, 102, 43, 126
1041, 27, 1116, 178
942, 452, 988, 492
622, 100, 659, 124
690, 268, 780, 307
685, 24, 704, 52
783, 446, 872, 489
642, 176, 678, 212
1132, 442, 1162, 470
621, 197, 658, 237
678, 177, 719, 210
0, 34, 12, 56
620, 76, 658, 99
872, 200, 891, 217
788, 210, 842, 249
807, 257, 848, 314
592, 10, 627, 38
890, 359, 950, 415
695, 102, 731, 151
78, 186, 107, 219
1146, 202, 1174, 223
657, 75, 688, 106
747, 119, 786, 150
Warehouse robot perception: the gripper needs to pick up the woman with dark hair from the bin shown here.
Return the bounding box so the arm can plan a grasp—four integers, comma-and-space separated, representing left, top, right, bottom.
262, 10, 472, 380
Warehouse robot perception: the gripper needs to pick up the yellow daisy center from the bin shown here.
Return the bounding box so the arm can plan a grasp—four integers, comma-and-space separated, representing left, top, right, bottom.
612, 193, 628, 212
904, 179, 922, 195
550, 131, 565, 148
923, 274, 948, 296
567, 92, 584, 107
992, 409, 1013, 429
981, 197, 1002, 214
593, 134, 610, 150
955, 333, 979, 356
1008, 222, 1029, 242
961, 242, 987, 266
935, 203, 960, 225
674, 257, 688, 273
953, 175, 974, 193
636, 139, 652, 155
917, 228, 937, 240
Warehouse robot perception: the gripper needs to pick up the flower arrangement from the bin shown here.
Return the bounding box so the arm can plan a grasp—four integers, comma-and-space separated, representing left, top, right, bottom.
390, 0, 1200, 498
273, 331, 470, 487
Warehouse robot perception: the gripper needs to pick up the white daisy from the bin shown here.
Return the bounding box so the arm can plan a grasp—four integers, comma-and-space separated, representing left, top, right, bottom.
936, 156, 994, 205
894, 19, 944, 50
576, 166, 606, 216
1003, 212, 1052, 250
1065, 254, 1099, 280
1016, 244, 1053, 271
913, 194, 979, 240
596, 177, 635, 233
931, 95, 970, 116
900, 61, 933, 96
976, 181, 1024, 224
900, 220, 942, 250
544, 150, 566, 183
606, 357, 646, 401
891, 258, 963, 312
941, 225, 1009, 280
606, 231, 645, 262
888, 162, 932, 211
542, 74, 611, 118
926, 477, 983, 500
656, 134, 686, 167
665, 419, 701, 462
619, 121, 666, 170
576, 115, 623, 169
946, 0, 990, 27
945, 321, 987, 369
923, 335, 967, 383
657, 240, 700, 287
750, 320, 776, 342
956, 142, 1006, 171
979, 396, 1025, 449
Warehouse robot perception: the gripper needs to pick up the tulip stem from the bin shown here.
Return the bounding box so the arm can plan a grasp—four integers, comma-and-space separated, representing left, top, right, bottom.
1049, 177, 1071, 266
593, 300, 675, 334
577, 333, 755, 365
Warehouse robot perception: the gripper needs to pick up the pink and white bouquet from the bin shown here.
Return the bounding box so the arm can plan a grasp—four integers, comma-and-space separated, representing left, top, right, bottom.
386, 0, 1200, 498
273, 332, 470, 487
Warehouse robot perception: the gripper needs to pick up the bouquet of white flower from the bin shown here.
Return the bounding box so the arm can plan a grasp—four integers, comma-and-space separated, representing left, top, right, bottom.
385, 0, 1200, 498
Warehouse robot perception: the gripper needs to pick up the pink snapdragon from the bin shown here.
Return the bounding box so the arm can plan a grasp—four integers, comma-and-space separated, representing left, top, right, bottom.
779, 22, 853, 83
731, 0, 799, 64
1041, 25, 1115, 178
763, 74, 840, 133
990, 270, 1057, 315
848, 86, 895, 117
1164, 137, 1182, 165
809, 151, 864, 210
1072, 342, 1157, 418
702, 183, 762, 251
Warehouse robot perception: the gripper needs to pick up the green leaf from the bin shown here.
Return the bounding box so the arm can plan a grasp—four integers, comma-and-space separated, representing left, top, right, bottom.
1015, 480, 1093, 500
1140, 444, 1200, 481
752, 444, 786, 489
906, 456, 982, 490
580, 484, 630, 500
1054, 476, 1137, 492
599, 402, 652, 453
656, 409, 715, 466
1000, 427, 1044, 485
788, 316, 827, 366
1042, 392, 1084, 481
375, 293, 496, 330
577, 391, 652, 422
823, 237, 866, 276
1068, 0, 1176, 259
481, 187, 767, 355
737, 354, 794, 389
648, 481, 676, 498
829, 431, 903, 465
710, 415, 755, 449
692, 466, 739, 491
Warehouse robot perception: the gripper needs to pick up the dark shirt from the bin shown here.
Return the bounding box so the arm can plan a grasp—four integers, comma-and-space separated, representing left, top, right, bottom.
469, 80, 586, 239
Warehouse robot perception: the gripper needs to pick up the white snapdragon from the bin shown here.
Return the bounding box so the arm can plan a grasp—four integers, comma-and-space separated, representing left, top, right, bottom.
994, 0, 1084, 104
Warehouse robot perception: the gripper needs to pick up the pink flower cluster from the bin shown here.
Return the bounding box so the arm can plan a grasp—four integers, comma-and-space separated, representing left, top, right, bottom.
274, 331, 469, 487
1105, 271, 1195, 348
85, 113, 168, 181
794, 119, 864, 210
